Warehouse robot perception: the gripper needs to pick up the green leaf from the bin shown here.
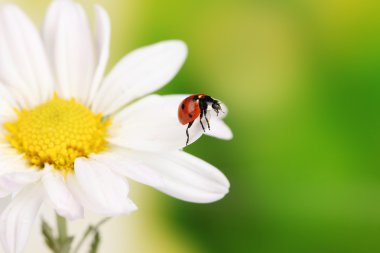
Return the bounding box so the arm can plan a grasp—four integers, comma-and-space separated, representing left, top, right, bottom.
88, 230, 101, 253
41, 219, 58, 253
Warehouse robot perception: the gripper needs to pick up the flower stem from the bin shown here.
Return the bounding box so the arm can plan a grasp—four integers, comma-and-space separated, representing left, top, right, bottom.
56, 213, 70, 253
56, 214, 68, 241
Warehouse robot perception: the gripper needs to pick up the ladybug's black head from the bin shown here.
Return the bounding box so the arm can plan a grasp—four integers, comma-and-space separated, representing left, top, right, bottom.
211, 100, 222, 116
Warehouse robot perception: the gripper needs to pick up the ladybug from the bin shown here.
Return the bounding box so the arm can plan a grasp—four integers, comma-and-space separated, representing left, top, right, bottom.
178, 94, 222, 145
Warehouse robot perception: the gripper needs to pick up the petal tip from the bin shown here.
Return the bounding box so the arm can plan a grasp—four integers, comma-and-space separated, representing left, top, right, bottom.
126, 200, 138, 213
161, 39, 188, 61
171, 40, 188, 58
93, 3, 107, 14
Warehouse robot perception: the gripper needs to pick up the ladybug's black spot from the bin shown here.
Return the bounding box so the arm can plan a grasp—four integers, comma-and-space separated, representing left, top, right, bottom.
192, 96, 199, 101
188, 113, 193, 118
181, 103, 185, 110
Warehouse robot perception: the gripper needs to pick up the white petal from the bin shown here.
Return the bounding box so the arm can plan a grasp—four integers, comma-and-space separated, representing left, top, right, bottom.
0, 196, 10, 213
0, 153, 41, 198
0, 5, 54, 107
204, 119, 233, 140
43, 0, 95, 103
108, 95, 203, 151
145, 94, 232, 141
92, 40, 187, 115
90, 149, 163, 188
0, 171, 41, 198
0, 84, 18, 123
86, 4, 110, 106
0, 183, 44, 253
0, 146, 19, 159
116, 150, 230, 203
67, 158, 137, 216
42, 165, 83, 220
0, 188, 7, 199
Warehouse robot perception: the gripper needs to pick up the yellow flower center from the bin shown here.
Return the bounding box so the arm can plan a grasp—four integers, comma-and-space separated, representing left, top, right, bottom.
4, 96, 110, 172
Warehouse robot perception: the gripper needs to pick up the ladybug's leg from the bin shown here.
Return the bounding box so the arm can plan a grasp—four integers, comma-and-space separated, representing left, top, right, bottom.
198, 98, 209, 132
186, 121, 194, 146
203, 109, 210, 130
199, 110, 205, 132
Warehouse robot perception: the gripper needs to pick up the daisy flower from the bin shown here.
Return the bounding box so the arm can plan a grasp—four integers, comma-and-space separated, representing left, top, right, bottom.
0, 0, 232, 253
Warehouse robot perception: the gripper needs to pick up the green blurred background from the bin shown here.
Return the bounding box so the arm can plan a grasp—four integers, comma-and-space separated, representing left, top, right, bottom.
3, 0, 380, 252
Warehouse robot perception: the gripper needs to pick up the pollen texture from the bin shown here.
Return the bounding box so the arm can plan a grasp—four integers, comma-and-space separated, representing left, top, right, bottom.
4, 96, 110, 172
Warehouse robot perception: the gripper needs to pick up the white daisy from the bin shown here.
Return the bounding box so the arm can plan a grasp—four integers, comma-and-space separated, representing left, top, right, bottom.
0, 0, 233, 253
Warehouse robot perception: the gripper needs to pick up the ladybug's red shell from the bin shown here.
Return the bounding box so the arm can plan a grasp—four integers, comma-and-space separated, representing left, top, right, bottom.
178, 94, 207, 125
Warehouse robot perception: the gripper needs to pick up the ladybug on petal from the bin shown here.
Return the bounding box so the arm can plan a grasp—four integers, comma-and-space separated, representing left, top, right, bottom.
178, 94, 223, 145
